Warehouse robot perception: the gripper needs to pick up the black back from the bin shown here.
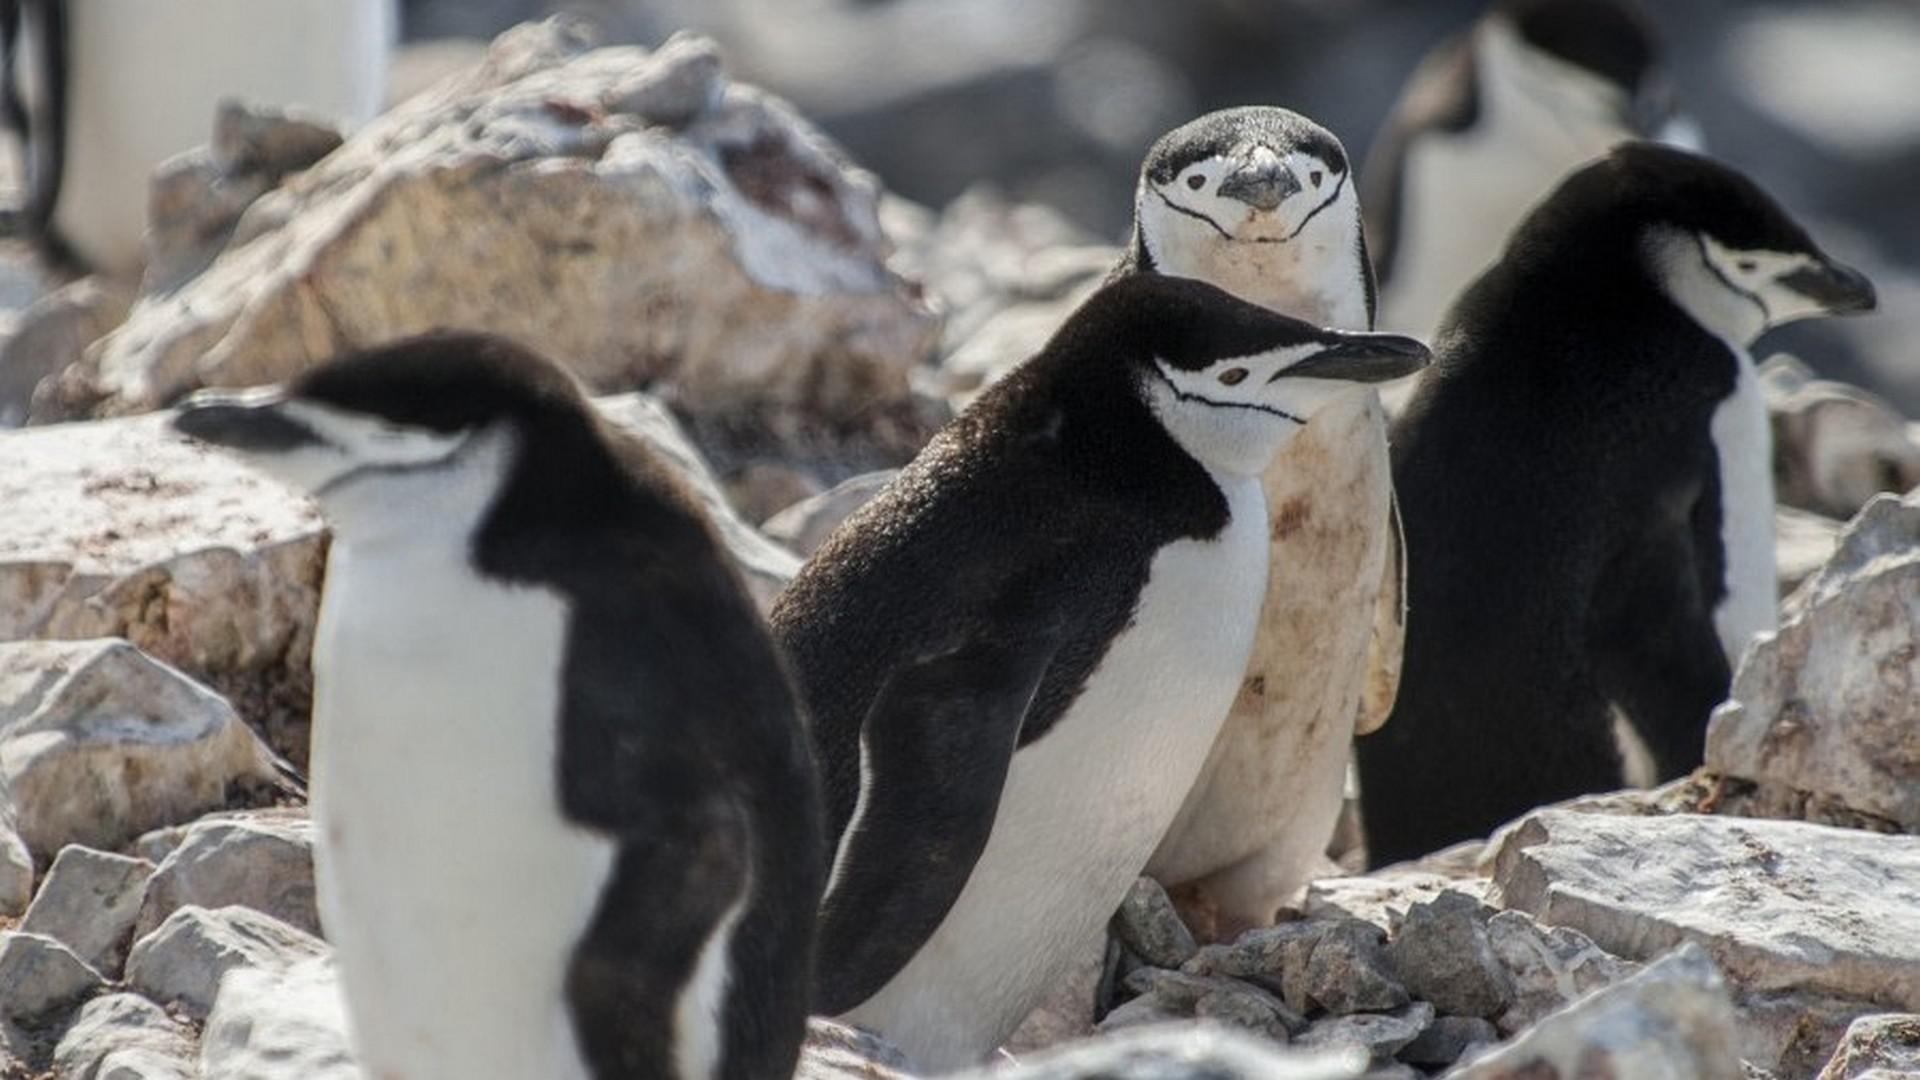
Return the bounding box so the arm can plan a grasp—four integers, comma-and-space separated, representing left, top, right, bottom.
301, 333, 825, 1080
1358, 144, 1821, 865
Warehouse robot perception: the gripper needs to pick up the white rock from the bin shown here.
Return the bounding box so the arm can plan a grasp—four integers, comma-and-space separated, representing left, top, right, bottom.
762, 469, 897, 556
1486, 910, 1643, 1036
125, 904, 326, 1020
956, 1024, 1366, 1080
201, 955, 361, 1080
19, 845, 155, 976
1816, 1013, 1920, 1079
799, 1019, 914, 1080
44, 25, 936, 430
1491, 810, 1920, 1012
0, 930, 106, 1021
136, 815, 319, 941
52, 992, 197, 1080
0, 789, 30, 915
1302, 871, 1489, 933
1709, 490, 1920, 831
1450, 944, 1741, 1080
0, 639, 280, 863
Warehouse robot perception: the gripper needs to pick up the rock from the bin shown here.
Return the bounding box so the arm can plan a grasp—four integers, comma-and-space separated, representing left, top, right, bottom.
1448, 944, 1741, 1080
1764, 354, 1920, 520
125, 904, 326, 1019
1295, 919, 1410, 1016
1301, 870, 1489, 932
798, 1018, 913, 1080
1005, 932, 1107, 1053
136, 815, 319, 941
0, 412, 327, 763
201, 956, 361, 1080
1096, 996, 1186, 1033
1115, 877, 1200, 970
1707, 489, 1920, 832
1182, 922, 1324, 995
1383, 892, 1512, 1019
762, 469, 896, 555
1736, 989, 1880, 1077
0, 639, 282, 862
0, 931, 106, 1021
51, 993, 197, 1080
726, 462, 822, 526
47, 24, 937, 442
1124, 969, 1307, 1041
0, 278, 135, 429
953, 1024, 1368, 1079
1491, 810, 1920, 1012
1486, 910, 1643, 1036
1817, 1013, 1920, 1079
0, 793, 29, 915
1776, 506, 1845, 596
1294, 1004, 1433, 1061
19, 846, 155, 976
1397, 1015, 1499, 1068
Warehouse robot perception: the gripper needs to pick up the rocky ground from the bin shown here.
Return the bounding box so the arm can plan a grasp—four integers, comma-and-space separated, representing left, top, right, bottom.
2, 20, 1919, 1080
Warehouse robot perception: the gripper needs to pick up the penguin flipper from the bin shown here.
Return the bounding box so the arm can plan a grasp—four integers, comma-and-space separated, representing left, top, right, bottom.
812, 632, 1058, 1016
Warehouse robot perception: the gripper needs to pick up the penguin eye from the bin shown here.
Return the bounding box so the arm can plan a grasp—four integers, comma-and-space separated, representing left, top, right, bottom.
1309, 170, 1324, 187
1187, 174, 1206, 191
1218, 367, 1249, 386
1736, 259, 1758, 273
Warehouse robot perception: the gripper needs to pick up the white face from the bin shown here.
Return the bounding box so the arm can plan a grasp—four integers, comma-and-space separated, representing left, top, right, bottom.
1141, 345, 1364, 478
1138, 143, 1368, 327
1645, 228, 1856, 346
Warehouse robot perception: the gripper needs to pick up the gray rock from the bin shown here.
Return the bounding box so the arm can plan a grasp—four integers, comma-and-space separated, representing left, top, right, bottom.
1301, 871, 1489, 933
1736, 989, 1880, 1078
1486, 909, 1642, 1036
1115, 877, 1199, 970
1708, 489, 1920, 832
954, 1023, 1368, 1079
1817, 1013, 1920, 1079
125, 904, 326, 1019
1297, 919, 1410, 1016
0, 930, 106, 1021
52, 992, 197, 1080
19, 845, 155, 976
1124, 969, 1306, 1040
1383, 892, 1512, 1019
0, 638, 282, 862
797, 1018, 913, 1080
1182, 922, 1325, 995
1294, 1004, 1433, 1061
1491, 810, 1920, 1012
1096, 996, 1187, 1034
1449, 944, 1741, 1080
1764, 355, 1920, 520
762, 469, 896, 555
0, 278, 134, 429
136, 815, 318, 941
0, 791, 29, 915
201, 956, 360, 1080
1396, 1015, 1498, 1068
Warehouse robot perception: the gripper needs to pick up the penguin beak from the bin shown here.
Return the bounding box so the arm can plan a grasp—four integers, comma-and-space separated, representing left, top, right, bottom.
1780, 259, 1877, 316
172, 389, 323, 453
1272, 333, 1432, 384
1217, 154, 1301, 212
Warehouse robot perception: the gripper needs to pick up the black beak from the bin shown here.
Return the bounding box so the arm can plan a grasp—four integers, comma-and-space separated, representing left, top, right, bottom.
1781, 260, 1877, 316
1216, 158, 1301, 212
172, 393, 322, 452
1270, 333, 1431, 384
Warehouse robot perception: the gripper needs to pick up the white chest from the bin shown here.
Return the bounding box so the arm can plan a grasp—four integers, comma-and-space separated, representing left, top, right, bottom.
844, 474, 1271, 1070
1151, 229, 1367, 330
1708, 344, 1778, 665
311, 542, 615, 1080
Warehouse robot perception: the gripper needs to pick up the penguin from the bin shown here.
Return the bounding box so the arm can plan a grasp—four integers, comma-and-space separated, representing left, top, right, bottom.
1116, 106, 1404, 937
1364, 0, 1691, 339
771, 272, 1429, 1069
0, 0, 393, 273
1357, 143, 1876, 868
171, 332, 824, 1080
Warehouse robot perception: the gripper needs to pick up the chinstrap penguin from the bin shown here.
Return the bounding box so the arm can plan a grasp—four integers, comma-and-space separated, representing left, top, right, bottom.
772, 273, 1429, 1069
172, 332, 824, 1080
1359, 143, 1875, 867
1119, 106, 1405, 937
0, 0, 393, 273
1364, 0, 1691, 339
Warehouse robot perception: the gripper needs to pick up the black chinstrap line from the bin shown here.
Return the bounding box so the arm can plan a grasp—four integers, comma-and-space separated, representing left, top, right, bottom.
1153, 186, 1232, 239
1155, 168, 1348, 246
1692, 233, 1770, 324
1149, 365, 1307, 426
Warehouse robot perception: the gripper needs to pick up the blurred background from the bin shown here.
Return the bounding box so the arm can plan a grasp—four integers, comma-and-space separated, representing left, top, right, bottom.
400, 0, 1920, 411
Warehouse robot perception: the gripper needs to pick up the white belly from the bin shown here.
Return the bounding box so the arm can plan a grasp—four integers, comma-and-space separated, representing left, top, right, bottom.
843, 473, 1271, 1070
47, 0, 394, 273
1709, 345, 1778, 666
1147, 391, 1396, 931
311, 541, 615, 1080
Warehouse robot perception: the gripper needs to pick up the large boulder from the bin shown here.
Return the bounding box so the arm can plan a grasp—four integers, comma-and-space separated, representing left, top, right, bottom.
136, 815, 320, 941
37, 22, 937, 437
201, 956, 362, 1080
125, 905, 327, 1020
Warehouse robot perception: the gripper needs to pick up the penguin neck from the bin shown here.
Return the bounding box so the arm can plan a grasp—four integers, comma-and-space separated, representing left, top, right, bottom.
1134, 214, 1372, 331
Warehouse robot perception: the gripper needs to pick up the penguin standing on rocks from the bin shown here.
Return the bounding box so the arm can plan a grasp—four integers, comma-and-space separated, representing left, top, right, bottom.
772, 273, 1428, 1069
173, 332, 824, 1080
1365, 0, 1690, 339
1358, 143, 1875, 867
1117, 106, 1405, 937
0, 0, 393, 273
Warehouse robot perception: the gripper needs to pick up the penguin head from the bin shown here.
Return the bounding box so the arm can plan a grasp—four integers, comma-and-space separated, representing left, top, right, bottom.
172, 332, 597, 540
1516, 143, 1875, 346
1480, 0, 1687, 147
1132, 108, 1368, 324
1061, 275, 1428, 477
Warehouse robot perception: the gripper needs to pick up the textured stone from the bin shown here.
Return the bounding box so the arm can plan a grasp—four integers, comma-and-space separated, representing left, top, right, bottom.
1115, 877, 1200, 970
1296, 919, 1410, 1015
1492, 811, 1920, 1012
1383, 892, 1512, 1019
136, 815, 318, 941
0, 791, 29, 916
762, 469, 896, 556
1777, 506, 1845, 596
1397, 1015, 1499, 1068
0, 930, 105, 1021
1486, 909, 1642, 1036
1294, 1003, 1433, 1061
125, 904, 326, 1019
797, 1018, 912, 1080
0, 278, 134, 429
1301, 870, 1488, 932
1764, 355, 1920, 520
200, 956, 361, 1080
1449, 944, 1741, 1080
1181, 922, 1324, 995
952, 1023, 1368, 1079
1735, 989, 1880, 1077
19, 845, 154, 976
1124, 969, 1306, 1040
51, 992, 197, 1080
0, 639, 281, 861
1708, 490, 1920, 832
1817, 1013, 1920, 1079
